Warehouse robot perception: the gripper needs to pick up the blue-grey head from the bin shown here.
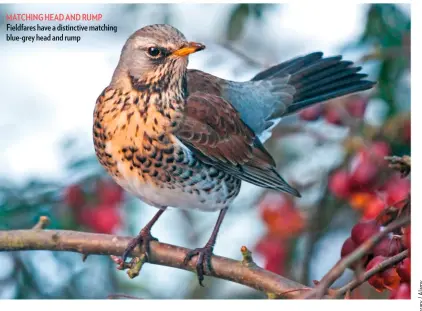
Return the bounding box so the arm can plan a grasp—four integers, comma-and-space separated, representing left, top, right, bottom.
113, 24, 205, 87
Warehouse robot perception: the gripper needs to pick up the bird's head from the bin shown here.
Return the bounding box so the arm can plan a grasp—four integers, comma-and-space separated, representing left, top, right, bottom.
114, 24, 205, 90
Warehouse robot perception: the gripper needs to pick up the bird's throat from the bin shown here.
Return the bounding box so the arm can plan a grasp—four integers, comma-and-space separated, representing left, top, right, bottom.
128, 71, 188, 123
129, 70, 188, 98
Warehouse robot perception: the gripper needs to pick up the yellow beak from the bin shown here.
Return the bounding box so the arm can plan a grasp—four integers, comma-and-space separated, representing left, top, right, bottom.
172, 42, 206, 57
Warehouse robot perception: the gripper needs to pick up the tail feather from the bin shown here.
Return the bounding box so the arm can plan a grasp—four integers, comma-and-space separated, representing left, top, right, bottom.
289, 58, 351, 86
287, 81, 374, 114
251, 52, 324, 81
293, 66, 361, 94
288, 56, 343, 83
251, 52, 376, 116
289, 61, 355, 86
294, 73, 368, 103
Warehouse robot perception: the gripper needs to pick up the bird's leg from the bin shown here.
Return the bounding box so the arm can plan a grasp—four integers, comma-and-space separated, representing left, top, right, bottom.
121, 207, 166, 267
183, 207, 228, 286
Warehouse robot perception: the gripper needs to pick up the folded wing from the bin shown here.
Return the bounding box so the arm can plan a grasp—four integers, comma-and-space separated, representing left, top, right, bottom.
176, 92, 301, 197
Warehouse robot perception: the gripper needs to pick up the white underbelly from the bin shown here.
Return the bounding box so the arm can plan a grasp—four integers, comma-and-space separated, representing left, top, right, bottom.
114, 162, 229, 212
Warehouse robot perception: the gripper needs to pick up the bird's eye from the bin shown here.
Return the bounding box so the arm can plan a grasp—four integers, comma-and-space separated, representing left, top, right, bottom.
147, 47, 162, 58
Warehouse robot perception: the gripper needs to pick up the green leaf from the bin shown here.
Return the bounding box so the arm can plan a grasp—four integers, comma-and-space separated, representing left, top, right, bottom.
361, 4, 410, 47
251, 4, 279, 19
226, 4, 250, 41
358, 4, 410, 116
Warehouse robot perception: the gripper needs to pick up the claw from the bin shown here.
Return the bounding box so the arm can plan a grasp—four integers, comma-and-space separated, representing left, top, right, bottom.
116, 208, 165, 275
184, 246, 214, 286
121, 229, 157, 266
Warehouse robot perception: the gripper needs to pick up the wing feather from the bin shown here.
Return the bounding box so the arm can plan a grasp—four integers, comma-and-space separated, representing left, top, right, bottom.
176, 92, 300, 197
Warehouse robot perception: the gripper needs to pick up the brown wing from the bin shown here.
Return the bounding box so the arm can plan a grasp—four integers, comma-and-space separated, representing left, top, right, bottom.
187, 69, 224, 96
175, 91, 300, 196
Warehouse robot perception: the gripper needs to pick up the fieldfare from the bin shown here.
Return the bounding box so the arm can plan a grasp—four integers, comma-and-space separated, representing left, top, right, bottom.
93, 24, 375, 285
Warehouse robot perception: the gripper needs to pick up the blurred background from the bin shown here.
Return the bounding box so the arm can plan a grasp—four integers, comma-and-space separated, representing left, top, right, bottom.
0, 3, 410, 299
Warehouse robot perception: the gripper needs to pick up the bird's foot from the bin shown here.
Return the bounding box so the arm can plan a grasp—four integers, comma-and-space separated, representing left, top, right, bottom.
183, 245, 214, 286
120, 228, 158, 269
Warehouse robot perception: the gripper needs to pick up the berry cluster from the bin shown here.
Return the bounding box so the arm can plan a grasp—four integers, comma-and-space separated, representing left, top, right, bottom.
64, 179, 124, 234
288, 93, 411, 298
341, 219, 410, 298
332, 137, 411, 299
299, 95, 367, 124
329, 140, 410, 220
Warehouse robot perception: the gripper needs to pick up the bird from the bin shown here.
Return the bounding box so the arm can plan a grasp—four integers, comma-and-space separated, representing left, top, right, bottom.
93, 24, 375, 285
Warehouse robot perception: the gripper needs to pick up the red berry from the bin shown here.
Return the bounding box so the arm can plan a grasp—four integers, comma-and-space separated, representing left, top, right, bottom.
259, 193, 292, 227
366, 256, 387, 292
351, 221, 380, 246
366, 255, 385, 270
368, 275, 385, 292
341, 237, 369, 269
329, 169, 352, 199
255, 236, 286, 275
349, 192, 373, 210
367, 257, 402, 292
350, 155, 378, 188
380, 267, 401, 291
259, 193, 304, 238
390, 283, 411, 299
264, 249, 287, 275
96, 180, 124, 205
79, 204, 120, 234
403, 226, 411, 250
299, 104, 322, 121
362, 196, 385, 220
349, 143, 390, 189
78, 206, 95, 226
373, 237, 403, 257
324, 106, 343, 125
64, 184, 85, 208
256, 236, 282, 258
385, 177, 410, 208
396, 258, 411, 283
368, 141, 391, 159
341, 237, 357, 258
346, 96, 367, 118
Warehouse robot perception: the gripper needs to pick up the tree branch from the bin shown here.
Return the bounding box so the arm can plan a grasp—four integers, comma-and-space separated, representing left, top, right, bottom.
0, 229, 310, 298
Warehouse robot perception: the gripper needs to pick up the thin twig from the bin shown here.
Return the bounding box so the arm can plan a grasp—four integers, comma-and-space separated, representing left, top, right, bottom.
32, 216, 50, 230
385, 155, 411, 177
217, 41, 267, 68
333, 249, 408, 298
301, 215, 410, 299
240, 245, 257, 268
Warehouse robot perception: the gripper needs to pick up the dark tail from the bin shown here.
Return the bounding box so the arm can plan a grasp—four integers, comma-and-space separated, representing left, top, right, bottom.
251, 52, 376, 115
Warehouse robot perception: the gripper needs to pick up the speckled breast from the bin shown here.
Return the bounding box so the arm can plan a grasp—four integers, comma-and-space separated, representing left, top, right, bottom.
93, 87, 241, 211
